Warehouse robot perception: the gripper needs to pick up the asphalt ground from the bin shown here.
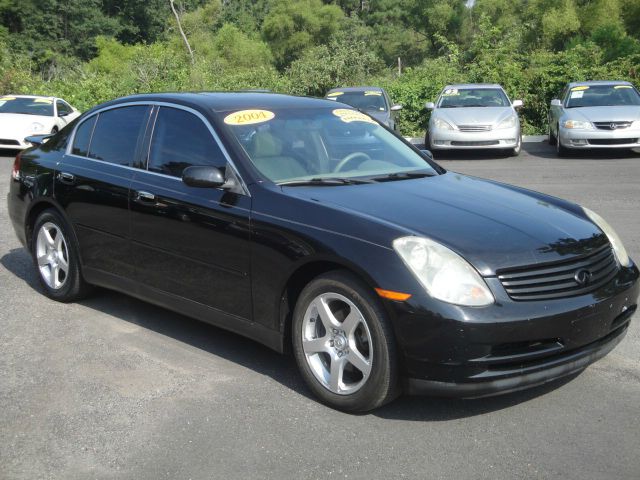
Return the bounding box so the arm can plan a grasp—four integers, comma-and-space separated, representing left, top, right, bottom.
1, 142, 639, 479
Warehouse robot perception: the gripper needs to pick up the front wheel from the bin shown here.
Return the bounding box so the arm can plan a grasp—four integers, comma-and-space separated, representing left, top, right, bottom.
556, 125, 569, 157
31, 209, 91, 302
292, 271, 400, 412
510, 134, 522, 156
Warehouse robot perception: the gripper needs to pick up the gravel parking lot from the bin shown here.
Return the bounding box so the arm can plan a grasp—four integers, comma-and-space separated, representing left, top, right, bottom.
1, 142, 639, 479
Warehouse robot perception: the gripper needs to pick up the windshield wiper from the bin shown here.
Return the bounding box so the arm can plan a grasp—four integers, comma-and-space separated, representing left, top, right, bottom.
278, 177, 374, 186
369, 171, 435, 182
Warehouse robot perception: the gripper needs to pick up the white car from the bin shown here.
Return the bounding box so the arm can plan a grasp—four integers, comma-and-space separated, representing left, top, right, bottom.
0, 95, 80, 149
426, 84, 523, 156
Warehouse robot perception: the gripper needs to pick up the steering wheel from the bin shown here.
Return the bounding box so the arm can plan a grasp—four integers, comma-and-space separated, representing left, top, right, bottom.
334, 152, 372, 173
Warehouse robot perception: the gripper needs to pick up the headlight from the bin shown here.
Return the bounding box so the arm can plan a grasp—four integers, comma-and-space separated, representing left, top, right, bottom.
393, 236, 494, 306
433, 117, 455, 130
31, 122, 44, 132
583, 207, 631, 267
563, 119, 593, 129
496, 115, 517, 129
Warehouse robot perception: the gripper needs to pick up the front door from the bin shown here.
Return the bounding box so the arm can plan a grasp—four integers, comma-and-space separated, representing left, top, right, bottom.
129, 106, 253, 320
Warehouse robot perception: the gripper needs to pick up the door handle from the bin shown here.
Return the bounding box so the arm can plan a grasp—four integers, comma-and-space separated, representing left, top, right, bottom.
135, 191, 156, 203
57, 172, 75, 184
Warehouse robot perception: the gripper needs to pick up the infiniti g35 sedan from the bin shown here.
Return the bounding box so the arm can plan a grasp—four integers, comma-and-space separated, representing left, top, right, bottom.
0, 95, 80, 149
7, 93, 638, 412
426, 83, 523, 156
548, 80, 640, 156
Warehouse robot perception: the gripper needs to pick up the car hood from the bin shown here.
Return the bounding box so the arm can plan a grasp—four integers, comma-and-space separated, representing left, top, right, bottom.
0, 113, 54, 133
434, 107, 513, 127
568, 106, 640, 123
286, 172, 606, 275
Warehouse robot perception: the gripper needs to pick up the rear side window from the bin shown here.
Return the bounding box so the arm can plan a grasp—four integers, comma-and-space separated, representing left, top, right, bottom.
71, 115, 97, 157
88, 106, 149, 166
148, 107, 226, 177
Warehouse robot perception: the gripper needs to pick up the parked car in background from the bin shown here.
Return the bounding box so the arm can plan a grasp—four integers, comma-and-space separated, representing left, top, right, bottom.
0, 95, 80, 149
325, 87, 402, 132
426, 84, 523, 156
548, 81, 640, 156
8, 93, 638, 412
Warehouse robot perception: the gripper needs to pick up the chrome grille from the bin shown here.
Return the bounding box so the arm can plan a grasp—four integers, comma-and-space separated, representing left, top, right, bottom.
457, 125, 492, 132
593, 121, 632, 130
497, 244, 618, 301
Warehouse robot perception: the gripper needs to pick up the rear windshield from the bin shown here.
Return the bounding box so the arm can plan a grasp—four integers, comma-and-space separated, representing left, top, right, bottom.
220, 107, 436, 183
565, 84, 640, 108
438, 88, 510, 108
0, 96, 54, 116
326, 91, 387, 112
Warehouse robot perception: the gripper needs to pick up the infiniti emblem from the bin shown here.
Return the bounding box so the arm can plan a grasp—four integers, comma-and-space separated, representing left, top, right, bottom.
574, 269, 592, 286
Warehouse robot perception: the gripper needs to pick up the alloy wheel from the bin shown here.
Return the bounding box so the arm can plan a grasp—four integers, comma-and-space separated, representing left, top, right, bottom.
35, 222, 69, 289
301, 292, 373, 395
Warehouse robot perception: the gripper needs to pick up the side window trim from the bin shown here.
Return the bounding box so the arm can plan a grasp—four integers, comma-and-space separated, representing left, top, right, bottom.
65, 101, 250, 196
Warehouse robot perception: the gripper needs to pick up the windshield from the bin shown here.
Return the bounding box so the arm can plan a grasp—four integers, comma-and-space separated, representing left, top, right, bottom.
438, 88, 510, 108
565, 84, 640, 108
0, 96, 54, 116
326, 91, 387, 112
221, 107, 437, 184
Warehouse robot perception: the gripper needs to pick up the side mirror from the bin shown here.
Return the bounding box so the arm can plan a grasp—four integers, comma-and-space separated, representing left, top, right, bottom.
58, 111, 69, 117
420, 148, 434, 160
182, 166, 228, 188
512, 99, 523, 108
550, 99, 562, 107
390, 104, 403, 112
24, 134, 53, 146
425, 102, 436, 110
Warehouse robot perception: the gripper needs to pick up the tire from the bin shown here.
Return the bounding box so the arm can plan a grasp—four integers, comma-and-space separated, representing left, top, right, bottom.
51, 126, 58, 134
510, 134, 522, 156
292, 270, 400, 412
31, 209, 91, 302
548, 123, 556, 146
424, 131, 430, 150
556, 125, 569, 157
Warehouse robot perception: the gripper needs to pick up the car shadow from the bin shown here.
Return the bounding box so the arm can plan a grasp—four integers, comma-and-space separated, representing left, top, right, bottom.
1, 247, 586, 420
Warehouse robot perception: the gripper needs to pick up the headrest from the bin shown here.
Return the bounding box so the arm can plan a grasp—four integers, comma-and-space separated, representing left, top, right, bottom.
250, 131, 283, 157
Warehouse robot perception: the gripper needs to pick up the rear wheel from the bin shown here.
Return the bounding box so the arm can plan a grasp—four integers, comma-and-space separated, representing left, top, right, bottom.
292, 271, 399, 412
31, 209, 91, 302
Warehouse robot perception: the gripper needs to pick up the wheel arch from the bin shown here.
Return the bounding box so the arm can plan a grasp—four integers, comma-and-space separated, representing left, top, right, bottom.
277, 256, 387, 353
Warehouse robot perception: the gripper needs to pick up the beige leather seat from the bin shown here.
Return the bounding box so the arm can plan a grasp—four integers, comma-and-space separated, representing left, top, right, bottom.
249, 131, 309, 181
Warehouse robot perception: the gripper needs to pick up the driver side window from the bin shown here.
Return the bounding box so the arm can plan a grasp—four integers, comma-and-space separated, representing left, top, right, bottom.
56, 100, 72, 116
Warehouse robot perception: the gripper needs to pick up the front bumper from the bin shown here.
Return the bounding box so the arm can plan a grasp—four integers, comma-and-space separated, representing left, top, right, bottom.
429, 126, 519, 150
390, 264, 639, 398
559, 126, 640, 149
0, 135, 34, 150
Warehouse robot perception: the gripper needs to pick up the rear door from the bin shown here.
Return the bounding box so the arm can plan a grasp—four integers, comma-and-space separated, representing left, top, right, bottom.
129, 105, 253, 320
56, 104, 152, 280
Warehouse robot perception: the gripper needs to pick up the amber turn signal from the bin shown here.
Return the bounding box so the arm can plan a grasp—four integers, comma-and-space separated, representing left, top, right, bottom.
375, 288, 412, 301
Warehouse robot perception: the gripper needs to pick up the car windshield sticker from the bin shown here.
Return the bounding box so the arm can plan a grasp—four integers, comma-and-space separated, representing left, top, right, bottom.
442, 88, 459, 96
332, 108, 377, 124
614, 85, 632, 89
571, 86, 589, 91
364, 91, 382, 96
224, 109, 275, 126
34, 98, 52, 104
570, 90, 584, 99
326, 92, 344, 97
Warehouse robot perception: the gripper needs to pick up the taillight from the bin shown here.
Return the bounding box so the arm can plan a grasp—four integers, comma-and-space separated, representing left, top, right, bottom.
11, 152, 21, 180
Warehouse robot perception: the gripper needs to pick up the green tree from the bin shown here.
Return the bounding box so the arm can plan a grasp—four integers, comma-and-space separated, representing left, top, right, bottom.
262, 0, 344, 68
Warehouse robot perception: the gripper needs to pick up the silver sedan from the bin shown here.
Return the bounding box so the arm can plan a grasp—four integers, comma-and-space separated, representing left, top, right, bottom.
425, 84, 523, 156
548, 80, 640, 156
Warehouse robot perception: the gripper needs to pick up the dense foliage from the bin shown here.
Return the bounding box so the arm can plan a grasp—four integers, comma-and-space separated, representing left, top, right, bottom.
1, 0, 639, 135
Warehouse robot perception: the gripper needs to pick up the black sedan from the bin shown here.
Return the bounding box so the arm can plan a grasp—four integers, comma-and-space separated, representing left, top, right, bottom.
7, 92, 639, 412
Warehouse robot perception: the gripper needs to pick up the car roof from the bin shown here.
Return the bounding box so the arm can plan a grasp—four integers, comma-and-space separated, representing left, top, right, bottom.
2, 94, 57, 100
98, 92, 342, 113
442, 84, 503, 90
567, 80, 633, 88
326, 87, 385, 94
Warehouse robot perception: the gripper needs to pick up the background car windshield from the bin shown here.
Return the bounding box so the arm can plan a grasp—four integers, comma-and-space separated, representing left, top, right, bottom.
565, 85, 640, 108
222, 107, 435, 183
329, 92, 387, 111
438, 88, 510, 108
0, 97, 53, 116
